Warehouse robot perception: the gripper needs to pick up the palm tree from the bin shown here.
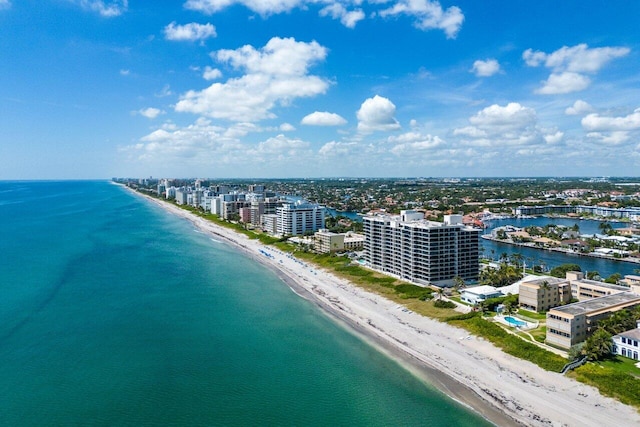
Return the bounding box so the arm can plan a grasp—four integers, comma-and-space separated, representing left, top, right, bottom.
437, 287, 445, 300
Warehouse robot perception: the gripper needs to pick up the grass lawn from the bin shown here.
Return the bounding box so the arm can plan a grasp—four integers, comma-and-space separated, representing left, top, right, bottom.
598, 356, 640, 376
516, 308, 547, 320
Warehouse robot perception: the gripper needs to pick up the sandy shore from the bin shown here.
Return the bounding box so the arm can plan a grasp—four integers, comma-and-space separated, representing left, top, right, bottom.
132, 190, 640, 427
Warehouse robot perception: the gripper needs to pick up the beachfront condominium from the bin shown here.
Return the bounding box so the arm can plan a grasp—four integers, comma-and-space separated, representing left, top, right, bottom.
518, 276, 573, 313
546, 292, 640, 350
363, 211, 480, 287
276, 201, 326, 236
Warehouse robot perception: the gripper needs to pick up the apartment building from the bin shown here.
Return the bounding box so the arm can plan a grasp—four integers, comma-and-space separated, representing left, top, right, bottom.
546, 292, 640, 349
276, 202, 326, 236
566, 271, 629, 301
363, 211, 480, 287
314, 230, 365, 253
518, 276, 572, 312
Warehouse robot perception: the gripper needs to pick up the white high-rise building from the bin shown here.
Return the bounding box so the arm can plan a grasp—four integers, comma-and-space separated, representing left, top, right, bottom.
276, 202, 326, 236
363, 210, 480, 287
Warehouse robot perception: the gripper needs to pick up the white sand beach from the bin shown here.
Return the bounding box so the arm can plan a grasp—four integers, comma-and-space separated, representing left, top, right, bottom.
138, 191, 640, 427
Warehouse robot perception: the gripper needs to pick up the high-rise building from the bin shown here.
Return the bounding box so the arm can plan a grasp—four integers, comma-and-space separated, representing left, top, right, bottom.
363, 210, 480, 287
276, 202, 326, 236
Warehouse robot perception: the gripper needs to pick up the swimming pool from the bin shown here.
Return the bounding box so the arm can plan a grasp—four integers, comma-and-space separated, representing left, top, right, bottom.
504, 316, 527, 327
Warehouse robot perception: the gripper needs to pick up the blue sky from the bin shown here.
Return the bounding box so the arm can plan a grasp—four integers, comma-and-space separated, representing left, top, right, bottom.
1, 0, 639, 179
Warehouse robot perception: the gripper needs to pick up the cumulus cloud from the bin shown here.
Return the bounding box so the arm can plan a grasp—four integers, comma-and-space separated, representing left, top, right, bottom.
138, 107, 164, 119
388, 132, 444, 155
536, 72, 590, 95
581, 108, 640, 144
301, 111, 347, 126
185, 0, 463, 33
77, 0, 128, 17
319, 3, 365, 28
185, 0, 302, 16
252, 134, 310, 155
543, 131, 564, 144
581, 108, 640, 131
319, 140, 357, 157
164, 22, 217, 42
280, 123, 296, 131
565, 100, 594, 116
175, 37, 330, 122
454, 102, 540, 147
357, 95, 401, 132
471, 59, 500, 77
378, 0, 464, 38
523, 43, 630, 94
202, 66, 222, 80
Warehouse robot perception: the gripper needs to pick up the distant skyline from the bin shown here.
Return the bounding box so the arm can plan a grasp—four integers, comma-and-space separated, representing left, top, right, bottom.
1, 1, 639, 179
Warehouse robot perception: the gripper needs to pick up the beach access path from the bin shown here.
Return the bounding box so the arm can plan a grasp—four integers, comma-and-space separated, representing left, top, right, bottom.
135, 191, 640, 427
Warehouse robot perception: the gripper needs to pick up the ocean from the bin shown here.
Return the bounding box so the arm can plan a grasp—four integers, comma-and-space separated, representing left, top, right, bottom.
0, 181, 489, 426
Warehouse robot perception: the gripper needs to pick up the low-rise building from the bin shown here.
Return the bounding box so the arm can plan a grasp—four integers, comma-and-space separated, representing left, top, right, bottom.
546, 292, 640, 350
518, 276, 572, 312
612, 321, 640, 361
460, 285, 503, 305
314, 229, 345, 253
566, 271, 629, 301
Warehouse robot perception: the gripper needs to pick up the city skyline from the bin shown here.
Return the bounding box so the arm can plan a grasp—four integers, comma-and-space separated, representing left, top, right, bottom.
1, 1, 639, 179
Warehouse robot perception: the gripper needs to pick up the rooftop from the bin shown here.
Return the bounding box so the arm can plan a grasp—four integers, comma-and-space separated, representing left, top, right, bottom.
616, 328, 640, 342
551, 292, 640, 316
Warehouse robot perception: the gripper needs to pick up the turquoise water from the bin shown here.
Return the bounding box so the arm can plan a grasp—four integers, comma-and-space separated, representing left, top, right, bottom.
0, 181, 490, 426
504, 316, 527, 327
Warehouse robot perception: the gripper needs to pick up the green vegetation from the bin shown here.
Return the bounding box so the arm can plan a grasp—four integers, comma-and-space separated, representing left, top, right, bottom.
570, 363, 640, 407
549, 263, 581, 278
478, 263, 523, 287
433, 300, 456, 309
447, 316, 567, 372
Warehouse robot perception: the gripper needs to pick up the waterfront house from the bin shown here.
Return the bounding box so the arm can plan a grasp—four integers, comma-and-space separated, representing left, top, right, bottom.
612, 321, 640, 361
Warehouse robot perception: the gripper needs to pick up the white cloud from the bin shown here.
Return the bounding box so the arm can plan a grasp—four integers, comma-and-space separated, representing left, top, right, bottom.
138, 107, 164, 119
454, 102, 541, 147
77, 0, 128, 17
471, 59, 500, 77
586, 131, 630, 145
185, 0, 462, 35
319, 140, 357, 157
280, 123, 296, 131
301, 111, 347, 126
184, 0, 302, 16
388, 132, 444, 155
319, 3, 365, 28
378, 0, 464, 38
453, 126, 487, 138
357, 95, 401, 132
581, 108, 640, 132
565, 100, 594, 116
203, 66, 222, 80
119, 69, 130, 76
0, 0, 11, 10
536, 72, 591, 95
175, 37, 330, 122
523, 44, 630, 94
164, 22, 217, 42
252, 134, 310, 155
543, 131, 564, 144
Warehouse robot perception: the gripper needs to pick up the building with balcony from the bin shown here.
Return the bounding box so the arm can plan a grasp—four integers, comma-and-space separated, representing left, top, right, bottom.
275, 202, 326, 236
519, 276, 572, 312
363, 211, 480, 287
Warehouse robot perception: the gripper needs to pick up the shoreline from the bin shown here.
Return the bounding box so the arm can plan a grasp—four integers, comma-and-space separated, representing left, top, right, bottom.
128, 188, 640, 427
